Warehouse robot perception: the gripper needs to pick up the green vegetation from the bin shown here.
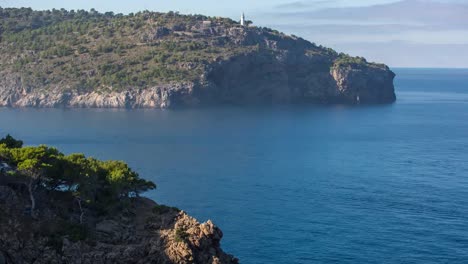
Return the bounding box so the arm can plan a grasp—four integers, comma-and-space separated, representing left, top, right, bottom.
0, 7, 255, 92
334, 56, 368, 68
333, 54, 387, 69
0, 134, 23, 148
153, 204, 179, 214
0, 134, 156, 217
174, 227, 189, 243
0, 7, 381, 95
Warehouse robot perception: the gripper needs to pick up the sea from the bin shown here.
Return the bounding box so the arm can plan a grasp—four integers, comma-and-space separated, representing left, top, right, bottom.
1, 68, 468, 263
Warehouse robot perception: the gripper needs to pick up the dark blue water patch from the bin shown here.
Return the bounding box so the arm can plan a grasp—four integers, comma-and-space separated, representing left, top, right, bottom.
1, 68, 468, 263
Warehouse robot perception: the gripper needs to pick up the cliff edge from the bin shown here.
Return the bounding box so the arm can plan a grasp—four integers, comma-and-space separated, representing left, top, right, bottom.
0, 8, 396, 107
0, 135, 237, 264
0, 187, 236, 264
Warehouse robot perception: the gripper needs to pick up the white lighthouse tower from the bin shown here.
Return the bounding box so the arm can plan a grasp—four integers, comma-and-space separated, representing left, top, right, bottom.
240, 12, 246, 26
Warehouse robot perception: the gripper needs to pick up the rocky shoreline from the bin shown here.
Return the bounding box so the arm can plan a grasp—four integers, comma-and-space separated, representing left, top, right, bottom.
0, 184, 237, 264
0, 62, 396, 108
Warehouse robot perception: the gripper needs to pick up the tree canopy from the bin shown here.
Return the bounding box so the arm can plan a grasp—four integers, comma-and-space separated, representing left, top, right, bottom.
0, 7, 246, 92
0, 135, 156, 212
0, 134, 23, 148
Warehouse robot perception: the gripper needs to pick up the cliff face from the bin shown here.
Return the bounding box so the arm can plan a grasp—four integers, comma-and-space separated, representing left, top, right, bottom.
0, 183, 237, 264
0, 8, 396, 108
199, 49, 396, 105
0, 53, 396, 108
0, 78, 197, 108
331, 65, 396, 104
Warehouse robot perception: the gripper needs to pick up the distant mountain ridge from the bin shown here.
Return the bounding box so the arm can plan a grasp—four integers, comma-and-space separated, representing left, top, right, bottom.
0, 7, 396, 108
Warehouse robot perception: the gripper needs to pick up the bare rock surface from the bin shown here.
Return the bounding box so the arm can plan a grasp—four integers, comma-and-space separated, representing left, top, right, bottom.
0, 183, 237, 264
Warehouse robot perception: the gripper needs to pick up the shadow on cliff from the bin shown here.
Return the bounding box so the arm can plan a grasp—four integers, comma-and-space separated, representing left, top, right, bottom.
0, 173, 237, 264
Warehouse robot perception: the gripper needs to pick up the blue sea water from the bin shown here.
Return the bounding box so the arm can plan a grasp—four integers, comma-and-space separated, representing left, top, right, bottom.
1, 68, 468, 263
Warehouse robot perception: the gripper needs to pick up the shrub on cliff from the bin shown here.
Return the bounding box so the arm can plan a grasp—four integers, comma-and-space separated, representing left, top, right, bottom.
0, 134, 23, 148
334, 55, 368, 68
0, 135, 156, 216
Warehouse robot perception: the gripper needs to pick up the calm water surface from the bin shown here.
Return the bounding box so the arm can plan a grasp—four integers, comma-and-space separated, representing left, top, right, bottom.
1, 68, 468, 263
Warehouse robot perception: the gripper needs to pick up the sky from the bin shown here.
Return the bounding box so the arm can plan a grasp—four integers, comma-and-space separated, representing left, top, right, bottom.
1, 0, 468, 68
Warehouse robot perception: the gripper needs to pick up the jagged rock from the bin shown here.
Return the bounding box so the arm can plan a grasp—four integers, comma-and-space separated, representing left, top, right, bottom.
0, 181, 237, 264
331, 65, 396, 103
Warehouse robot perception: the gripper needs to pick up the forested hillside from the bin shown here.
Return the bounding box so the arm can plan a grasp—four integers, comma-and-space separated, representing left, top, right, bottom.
0, 7, 395, 107
1, 8, 285, 91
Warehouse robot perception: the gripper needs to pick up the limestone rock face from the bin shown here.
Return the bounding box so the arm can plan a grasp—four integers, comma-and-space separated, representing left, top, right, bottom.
0, 183, 237, 264
199, 51, 395, 105
331, 65, 396, 104
0, 54, 395, 108
0, 77, 198, 108
0, 22, 396, 108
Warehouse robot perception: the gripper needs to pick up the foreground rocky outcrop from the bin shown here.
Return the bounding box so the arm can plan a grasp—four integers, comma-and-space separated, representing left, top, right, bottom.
0, 8, 396, 108
0, 182, 237, 264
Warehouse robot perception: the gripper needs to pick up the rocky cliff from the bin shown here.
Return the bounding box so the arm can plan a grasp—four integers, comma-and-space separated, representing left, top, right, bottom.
0, 8, 396, 108
0, 183, 237, 264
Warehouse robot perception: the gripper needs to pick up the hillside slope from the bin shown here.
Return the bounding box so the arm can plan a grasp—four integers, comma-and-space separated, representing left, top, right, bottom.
0, 8, 396, 108
0, 189, 237, 264
0, 135, 237, 263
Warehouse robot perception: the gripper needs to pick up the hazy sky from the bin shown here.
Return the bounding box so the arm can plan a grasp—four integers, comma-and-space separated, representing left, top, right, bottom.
1, 0, 468, 68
